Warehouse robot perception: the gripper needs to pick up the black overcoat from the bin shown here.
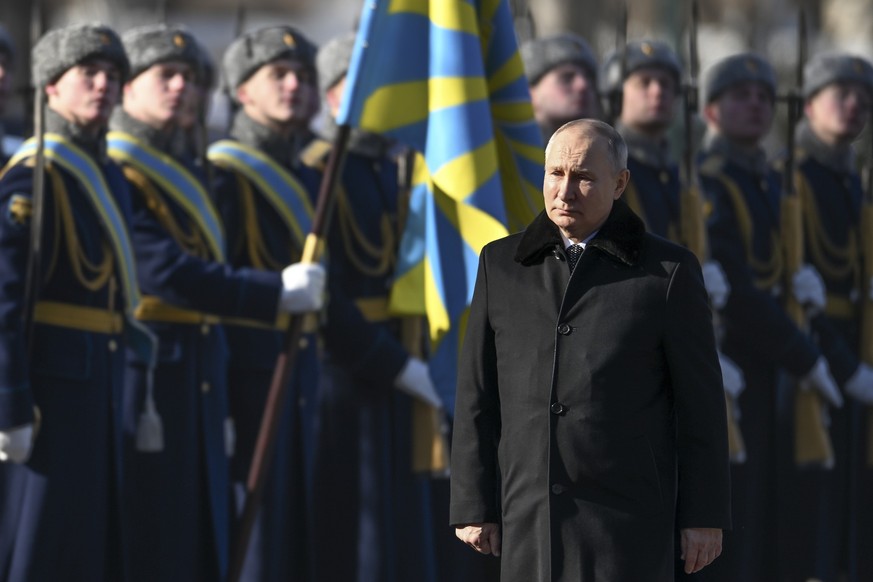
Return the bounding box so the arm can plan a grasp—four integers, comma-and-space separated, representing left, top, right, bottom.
450, 199, 731, 581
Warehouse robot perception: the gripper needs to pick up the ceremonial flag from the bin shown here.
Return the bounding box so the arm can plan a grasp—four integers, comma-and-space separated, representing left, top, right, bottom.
338, 0, 544, 413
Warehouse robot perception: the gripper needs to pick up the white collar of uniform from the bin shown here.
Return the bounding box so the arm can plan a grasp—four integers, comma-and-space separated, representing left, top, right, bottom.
560, 229, 598, 250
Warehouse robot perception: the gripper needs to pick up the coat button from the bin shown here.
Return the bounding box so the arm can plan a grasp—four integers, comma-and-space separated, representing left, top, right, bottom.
299, 337, 309, 349
201, 323, 210, 336
557, 323, 571, 335
551, 483, 567, 495
550, 402, 566, 415
108, 339, 118, 352
201, 381, 211, 394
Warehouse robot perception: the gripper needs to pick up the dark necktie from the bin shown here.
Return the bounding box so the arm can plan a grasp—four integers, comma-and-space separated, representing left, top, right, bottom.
566, 244, 583, 272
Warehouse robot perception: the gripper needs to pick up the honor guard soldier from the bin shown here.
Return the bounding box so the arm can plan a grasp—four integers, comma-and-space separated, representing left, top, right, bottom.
174, 37, 215, 162
601, 40, 684, 241
305, 33, 443, 582
108, 24, 324, 582
601, 39, 745, 465
692, 53, 842, 581
0, 24, 21, 165
520, 34, 601, 142
209, 25, 322, 581
787, 52, 873, 582
0, 24, 146, 581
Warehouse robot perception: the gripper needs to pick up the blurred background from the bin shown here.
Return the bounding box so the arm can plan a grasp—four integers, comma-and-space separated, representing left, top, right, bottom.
2, 0, 873, 160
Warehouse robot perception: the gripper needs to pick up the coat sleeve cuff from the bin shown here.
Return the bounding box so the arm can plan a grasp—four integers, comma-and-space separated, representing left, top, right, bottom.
0, 387, 35, 430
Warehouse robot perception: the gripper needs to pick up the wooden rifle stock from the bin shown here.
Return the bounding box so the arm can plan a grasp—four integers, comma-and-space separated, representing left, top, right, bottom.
227, 125, 350, 582
782, 11, 833, 468
683, 0, 745, 462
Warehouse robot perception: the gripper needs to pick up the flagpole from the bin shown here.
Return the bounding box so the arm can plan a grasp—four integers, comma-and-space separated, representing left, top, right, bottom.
227, 124, 351, 582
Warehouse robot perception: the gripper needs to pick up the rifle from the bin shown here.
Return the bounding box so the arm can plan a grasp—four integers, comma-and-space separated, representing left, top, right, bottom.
604, 2, 627, 126
227, 124, 350, 582
224, 0, 246, 136
863, 122, 873, 466
681, 0, 746, 462
22, 0, 46, 356
781, 11, 834, 468
395, 148, 450, 475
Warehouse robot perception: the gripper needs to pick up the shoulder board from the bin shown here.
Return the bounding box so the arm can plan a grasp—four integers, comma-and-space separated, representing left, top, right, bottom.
299, 139, 332, 171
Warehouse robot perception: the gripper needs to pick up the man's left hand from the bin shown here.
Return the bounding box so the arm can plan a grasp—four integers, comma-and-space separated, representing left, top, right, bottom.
680, 527, 722, 574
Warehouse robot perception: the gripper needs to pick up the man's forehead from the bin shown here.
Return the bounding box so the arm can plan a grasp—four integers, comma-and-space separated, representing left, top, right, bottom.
547, 133, 600, 163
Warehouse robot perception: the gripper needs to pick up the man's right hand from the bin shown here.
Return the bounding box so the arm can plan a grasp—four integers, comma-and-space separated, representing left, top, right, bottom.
0, 423, 35, 463
800, 356, 843, 408
455, 523, 501, 556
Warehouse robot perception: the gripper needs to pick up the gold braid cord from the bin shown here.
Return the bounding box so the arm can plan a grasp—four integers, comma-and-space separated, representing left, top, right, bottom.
717, 173, 783, 290
122, 166, 212, 260
336, 187, 395, 277
48, 164, 114, 291
797, 173, 860, 284
234, 172, 293, 271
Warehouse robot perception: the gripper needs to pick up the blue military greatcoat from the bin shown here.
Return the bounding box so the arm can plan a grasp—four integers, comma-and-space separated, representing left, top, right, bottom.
303, 128, 438, 582
0, 112, 135, 582
109, 110, 284, 582
208, 111, 321, 582
789, 121, 872, 582
698, 133, 820, 582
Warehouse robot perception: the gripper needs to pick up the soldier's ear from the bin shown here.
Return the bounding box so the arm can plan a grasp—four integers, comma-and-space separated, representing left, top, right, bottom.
235, 84, 249, 106
702, 102, 719, 125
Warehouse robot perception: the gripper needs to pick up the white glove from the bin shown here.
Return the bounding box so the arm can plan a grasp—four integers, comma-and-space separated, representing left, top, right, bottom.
394, 357, 443, 409
719, 352, 745, 398
0, 423, 35, 463
702, 261, 730, 310
845, 363, 873, 405
792, 265, 826, 312
280, 263, 325, 313
800, 356, 844, 408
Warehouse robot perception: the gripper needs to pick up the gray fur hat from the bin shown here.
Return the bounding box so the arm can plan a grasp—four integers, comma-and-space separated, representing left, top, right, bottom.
803, 52, 873, 100
195, 40, 216, 89
31, 24, 129, 88
520, 34, 598, 86
600, 40, 682, 95
0, 24, 14, 60
701, 53, 776, 105
316, 32, 355, 95
122, 24, 202, 81
222, 25, 317, 96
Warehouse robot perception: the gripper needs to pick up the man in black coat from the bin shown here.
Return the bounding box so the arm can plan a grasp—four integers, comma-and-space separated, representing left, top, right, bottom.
449, 119, 731, 581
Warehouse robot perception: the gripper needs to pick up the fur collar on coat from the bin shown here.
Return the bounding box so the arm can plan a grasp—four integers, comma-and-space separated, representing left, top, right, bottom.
514, 197, 645, 267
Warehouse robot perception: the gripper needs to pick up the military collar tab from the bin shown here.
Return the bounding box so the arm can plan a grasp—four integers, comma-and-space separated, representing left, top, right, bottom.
514, 198, 644, 267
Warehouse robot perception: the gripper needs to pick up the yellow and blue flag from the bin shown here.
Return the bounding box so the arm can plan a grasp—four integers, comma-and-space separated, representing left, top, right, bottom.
338, 0, 544, 412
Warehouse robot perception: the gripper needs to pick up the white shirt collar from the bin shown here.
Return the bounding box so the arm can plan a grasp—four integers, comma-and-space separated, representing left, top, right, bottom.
560, 229, 599, 250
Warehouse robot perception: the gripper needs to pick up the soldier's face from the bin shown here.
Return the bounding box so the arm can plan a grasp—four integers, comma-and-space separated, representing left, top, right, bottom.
543, 127, 629, 243
620, 66, 678, 133
805, 81, 872, 145
705, 81, 773, 145
238, 58, 318, 130
530, 63, 600, 126
0, 52, 11, 115
124, 61, 194, 129
45, 59, 121, 132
